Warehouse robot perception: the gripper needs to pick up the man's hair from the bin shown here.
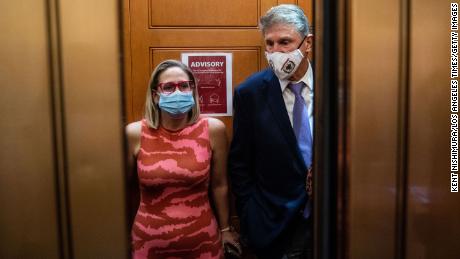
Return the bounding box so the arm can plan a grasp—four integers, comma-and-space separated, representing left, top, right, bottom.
144, 59, 200, 129
260, 4, 310, 37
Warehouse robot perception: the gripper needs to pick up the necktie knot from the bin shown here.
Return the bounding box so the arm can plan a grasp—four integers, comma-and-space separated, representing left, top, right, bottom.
288, 82, 305, 96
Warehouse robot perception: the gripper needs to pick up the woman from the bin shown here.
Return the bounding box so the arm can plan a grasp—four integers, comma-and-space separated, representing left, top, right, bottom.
126, 60, 240, 258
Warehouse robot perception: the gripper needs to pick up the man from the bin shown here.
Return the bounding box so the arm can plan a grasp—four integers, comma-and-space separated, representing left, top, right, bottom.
228, 4, 314, 259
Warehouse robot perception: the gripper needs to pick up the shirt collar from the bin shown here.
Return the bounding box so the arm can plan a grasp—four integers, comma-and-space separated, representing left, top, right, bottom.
279, 60, 314, 93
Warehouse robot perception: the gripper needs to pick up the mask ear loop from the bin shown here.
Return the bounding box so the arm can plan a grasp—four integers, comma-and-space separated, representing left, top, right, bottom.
297, 35, 307, 49
295, 35, 308, 61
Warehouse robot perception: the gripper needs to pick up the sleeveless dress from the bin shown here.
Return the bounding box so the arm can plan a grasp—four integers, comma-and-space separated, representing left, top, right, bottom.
132, 117, 223, 259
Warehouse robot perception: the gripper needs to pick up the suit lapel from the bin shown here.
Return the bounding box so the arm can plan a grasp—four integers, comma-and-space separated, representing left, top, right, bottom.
262, 71, 307, 172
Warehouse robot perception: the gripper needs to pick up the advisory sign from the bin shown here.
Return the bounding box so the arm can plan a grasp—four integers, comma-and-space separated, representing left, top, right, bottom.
182, 53, 232, 116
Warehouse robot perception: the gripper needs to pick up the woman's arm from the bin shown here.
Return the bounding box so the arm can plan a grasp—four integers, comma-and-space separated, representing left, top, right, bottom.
125, 121, 142, 178
208, 117, 242, 255
208, 117, 230, 230
125, 121, 142, 227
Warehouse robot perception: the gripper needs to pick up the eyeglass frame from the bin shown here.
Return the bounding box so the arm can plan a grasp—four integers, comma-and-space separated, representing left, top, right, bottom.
153, 80, 196, 95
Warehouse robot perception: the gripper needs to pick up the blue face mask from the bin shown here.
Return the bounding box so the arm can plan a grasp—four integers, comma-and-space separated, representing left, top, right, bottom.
158, 90, 195, 116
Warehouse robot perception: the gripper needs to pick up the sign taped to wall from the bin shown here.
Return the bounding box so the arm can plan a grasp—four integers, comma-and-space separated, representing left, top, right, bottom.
181, 53, 232, 116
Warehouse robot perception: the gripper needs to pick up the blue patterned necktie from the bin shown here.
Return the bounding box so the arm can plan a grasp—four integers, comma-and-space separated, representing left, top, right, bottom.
288, 82, 313, 218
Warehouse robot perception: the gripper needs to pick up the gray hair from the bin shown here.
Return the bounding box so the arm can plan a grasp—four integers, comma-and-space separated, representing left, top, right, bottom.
260, 4, 310, 37
144, 59, 200, 129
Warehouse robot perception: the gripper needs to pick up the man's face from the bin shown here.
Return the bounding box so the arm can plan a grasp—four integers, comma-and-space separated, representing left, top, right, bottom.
264, 23, 304, 53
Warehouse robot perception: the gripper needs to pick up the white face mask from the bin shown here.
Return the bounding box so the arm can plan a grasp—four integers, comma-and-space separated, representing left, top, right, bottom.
265, 48, 304, 80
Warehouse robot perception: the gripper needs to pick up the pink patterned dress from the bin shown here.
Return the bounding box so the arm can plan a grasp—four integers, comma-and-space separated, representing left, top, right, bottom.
132, 117, 223, 259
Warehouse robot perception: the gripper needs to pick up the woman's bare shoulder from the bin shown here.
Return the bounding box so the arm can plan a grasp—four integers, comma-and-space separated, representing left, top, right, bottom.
206, 117, 227, 150
206, 117, 226, 133
126, 121, 142, 156
126, 121, 142, 139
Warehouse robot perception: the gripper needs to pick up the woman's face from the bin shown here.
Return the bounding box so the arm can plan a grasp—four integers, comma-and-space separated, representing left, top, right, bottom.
154, 66, 196, 120
153, 66, 193, 103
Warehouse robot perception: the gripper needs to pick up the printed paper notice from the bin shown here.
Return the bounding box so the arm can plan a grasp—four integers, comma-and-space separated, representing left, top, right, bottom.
182, 53, 232, 116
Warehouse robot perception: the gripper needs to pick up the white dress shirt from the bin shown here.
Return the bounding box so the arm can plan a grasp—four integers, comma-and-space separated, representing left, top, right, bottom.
278, 61, 314, 137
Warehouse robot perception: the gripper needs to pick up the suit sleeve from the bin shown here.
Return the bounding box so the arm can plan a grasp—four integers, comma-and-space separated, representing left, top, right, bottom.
228, 88, 255, 217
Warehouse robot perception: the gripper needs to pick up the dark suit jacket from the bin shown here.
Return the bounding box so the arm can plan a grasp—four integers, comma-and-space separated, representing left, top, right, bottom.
228, 68, 309, 251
